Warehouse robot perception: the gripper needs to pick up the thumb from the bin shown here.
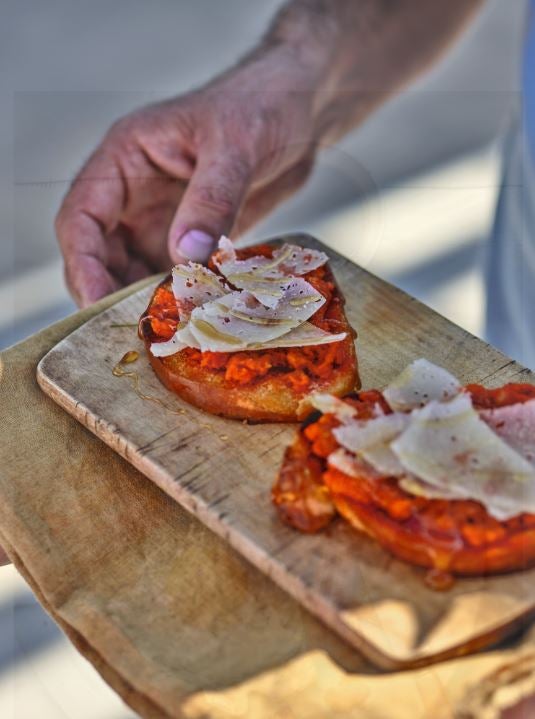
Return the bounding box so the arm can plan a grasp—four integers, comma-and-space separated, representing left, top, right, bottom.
167, 152, 252, 264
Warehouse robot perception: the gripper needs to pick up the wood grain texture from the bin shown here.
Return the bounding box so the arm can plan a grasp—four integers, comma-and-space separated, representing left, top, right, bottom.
36, 235, 535, 670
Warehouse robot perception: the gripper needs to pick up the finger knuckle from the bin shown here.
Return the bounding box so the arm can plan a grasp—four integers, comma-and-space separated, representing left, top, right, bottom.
105, 115, 141, 153
224, 153, 253, 182
62, 259, 78, 296
193, 183, 237, 219
107, 115, 132, 139
54, 206, 73, 239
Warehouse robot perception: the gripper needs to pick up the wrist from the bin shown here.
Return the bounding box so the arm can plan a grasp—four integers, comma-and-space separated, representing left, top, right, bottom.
261, 1, 353, 141
195, 5, 347, 161
221, 42, 340, 149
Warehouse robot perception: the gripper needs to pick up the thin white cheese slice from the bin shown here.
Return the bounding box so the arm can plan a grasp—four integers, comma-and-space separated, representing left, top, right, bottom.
480, 399, 535, 466
247, 323, 346, 350
398, 476, 463, 501
383, 358, 461, 411
313, 359, 535, 520
333, 413, 410, 453
362, 445, 407, 477
310, 394, 357, 422
271, 243, 329, 275
216, 236, 328, 277
172, 262, 229, 319
214, 236, 328, 308
150, 325, 200, 357
333, 413, 409, 477
310, 394, 385, 423
187, 286, 325, 352
226, 277, 291, 310
150, 238, 342, 356
215, 280, 325, 323
152, 320, 346, 357
327, 448, 381, 480
391, 394, 535, 520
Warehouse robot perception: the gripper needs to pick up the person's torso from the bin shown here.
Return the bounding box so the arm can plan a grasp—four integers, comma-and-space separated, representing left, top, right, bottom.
524, 0, 535, 155
484, 1, 535, 369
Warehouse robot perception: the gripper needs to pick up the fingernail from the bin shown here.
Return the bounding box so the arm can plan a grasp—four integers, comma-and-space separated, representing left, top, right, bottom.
176, 230, 216, 263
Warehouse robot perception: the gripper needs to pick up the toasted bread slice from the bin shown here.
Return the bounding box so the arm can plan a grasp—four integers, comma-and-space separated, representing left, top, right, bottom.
139, 244, 359, 422
273, 386, 535, 577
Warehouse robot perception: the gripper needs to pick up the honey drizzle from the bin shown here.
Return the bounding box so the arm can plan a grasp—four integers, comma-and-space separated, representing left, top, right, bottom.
112, 350, 255, 474
112, 352, 187, 417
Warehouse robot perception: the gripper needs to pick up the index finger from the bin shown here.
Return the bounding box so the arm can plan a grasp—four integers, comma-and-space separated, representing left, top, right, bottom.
0, 543, 10, 566
55, 149, 125, 307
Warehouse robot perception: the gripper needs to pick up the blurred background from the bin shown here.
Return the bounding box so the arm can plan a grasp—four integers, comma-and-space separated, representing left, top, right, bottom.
0, 0, 528, 716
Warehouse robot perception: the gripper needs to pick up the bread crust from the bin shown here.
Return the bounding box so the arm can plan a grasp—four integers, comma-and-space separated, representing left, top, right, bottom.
139, 250, 360, 422
331, 488, 535, 576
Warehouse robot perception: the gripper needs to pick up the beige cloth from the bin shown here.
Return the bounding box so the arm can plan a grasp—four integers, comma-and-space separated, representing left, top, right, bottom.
1, 279, 534, 719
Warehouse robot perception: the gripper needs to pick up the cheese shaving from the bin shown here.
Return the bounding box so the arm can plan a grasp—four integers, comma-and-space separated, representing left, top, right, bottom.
327, 448, 380, 480
480, 399, 535, 466
383, 358, 461, 411
391, 394, 535, 519
333, 413, 410, 453
172, 263, 230, 319
398, 476, 463, 501
333, 413, 410, 477
247, 323, 346, 350
310, 394, 357, 422
151, 236, 345, 356
314, 360, 535, 520
150, 325, 200, 357
186, 287, 326, 352
214, 236, 328, 308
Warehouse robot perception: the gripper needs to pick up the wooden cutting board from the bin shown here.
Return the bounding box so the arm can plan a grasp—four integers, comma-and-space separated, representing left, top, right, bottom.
37, 235, 535, 670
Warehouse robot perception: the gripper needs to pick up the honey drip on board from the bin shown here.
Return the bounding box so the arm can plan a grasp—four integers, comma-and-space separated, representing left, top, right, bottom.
110, 306, 256, 477
111, 350, 236, 444
118, 350, 139, 364
112, 351, 187, 416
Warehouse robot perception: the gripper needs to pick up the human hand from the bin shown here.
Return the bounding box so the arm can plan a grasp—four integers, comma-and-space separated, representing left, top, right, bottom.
55, 46, 325, 307
0, 543, 10, 566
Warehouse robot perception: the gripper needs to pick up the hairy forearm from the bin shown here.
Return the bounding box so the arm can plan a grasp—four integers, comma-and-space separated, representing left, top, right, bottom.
262, 0, 485, 143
